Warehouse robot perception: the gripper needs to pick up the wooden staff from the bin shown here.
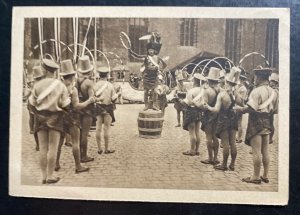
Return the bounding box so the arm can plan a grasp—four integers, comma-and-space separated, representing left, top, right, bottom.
57, 18, 61, 63
54, 18, 59, 61
72, 18, 76, 62
76, 18, 79, 62
73, 17, 79, 64
94, 17, 97, 63
38, 18, 44, 59
81, 17, 93, 57
41, 18, 44, 44
23, 65, 28, 89
93, 17, 97, 82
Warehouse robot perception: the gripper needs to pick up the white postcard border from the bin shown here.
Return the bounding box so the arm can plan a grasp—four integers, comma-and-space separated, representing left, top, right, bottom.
9, 6, 290, 205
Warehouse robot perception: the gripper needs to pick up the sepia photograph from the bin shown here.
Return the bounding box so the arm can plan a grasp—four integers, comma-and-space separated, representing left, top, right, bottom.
9, 7, 289, 205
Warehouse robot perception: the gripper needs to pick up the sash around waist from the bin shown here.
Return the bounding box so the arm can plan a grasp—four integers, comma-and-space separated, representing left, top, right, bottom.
30, 104, 63, 116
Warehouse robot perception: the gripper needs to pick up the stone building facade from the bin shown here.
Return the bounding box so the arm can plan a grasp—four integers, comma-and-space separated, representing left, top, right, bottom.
24, 17, 278, 78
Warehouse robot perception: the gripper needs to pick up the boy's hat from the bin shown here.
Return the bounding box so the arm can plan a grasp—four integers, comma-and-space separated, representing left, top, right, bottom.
226, 67, 241, 85
269, 73, 279, 83
41, 59, 59, 72
97, 66, 110, 73
253, 68, 272, 79
77, 55, 94, 73
32, 65, 45, 80
207, 67, 220, 81
60, 59, 76, 76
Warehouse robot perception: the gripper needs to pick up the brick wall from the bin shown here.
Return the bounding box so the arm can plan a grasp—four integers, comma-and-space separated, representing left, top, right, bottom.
24, 17, 275, 77
240, 19, 269, 73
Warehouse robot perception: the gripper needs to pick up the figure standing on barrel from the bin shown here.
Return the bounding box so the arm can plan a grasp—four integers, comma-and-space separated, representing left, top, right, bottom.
128, 32, 167, 111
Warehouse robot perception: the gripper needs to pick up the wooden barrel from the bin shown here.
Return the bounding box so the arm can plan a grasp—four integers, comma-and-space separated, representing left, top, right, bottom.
137, 109, 164, 139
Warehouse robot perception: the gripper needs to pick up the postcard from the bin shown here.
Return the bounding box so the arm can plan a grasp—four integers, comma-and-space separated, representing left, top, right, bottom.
9, 6, 289, 205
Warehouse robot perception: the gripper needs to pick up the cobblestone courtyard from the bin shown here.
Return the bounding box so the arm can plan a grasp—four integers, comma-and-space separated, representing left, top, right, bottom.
21, 103, 278, 191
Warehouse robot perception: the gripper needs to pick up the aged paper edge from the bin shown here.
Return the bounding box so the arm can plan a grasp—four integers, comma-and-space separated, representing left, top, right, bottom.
9, 6, 290, 205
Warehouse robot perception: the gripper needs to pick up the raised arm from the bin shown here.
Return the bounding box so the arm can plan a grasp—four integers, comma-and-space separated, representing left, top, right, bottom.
129, 49, 146, 59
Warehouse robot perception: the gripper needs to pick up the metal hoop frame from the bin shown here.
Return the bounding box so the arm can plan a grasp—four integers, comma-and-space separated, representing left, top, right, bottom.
201, 57, 235, 75
119, 31, 132, 50
62, 43, 95, 66
90, 49, 111, 73
106, 51, 125, 71
25, 39, 73, 70
192, 58, 224, 76
181, 63, 198, 72
28, 39, 72, 59
238, 52, 270, 67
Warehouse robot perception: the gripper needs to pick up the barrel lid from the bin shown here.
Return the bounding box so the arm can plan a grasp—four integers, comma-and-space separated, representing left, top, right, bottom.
139, 109, 164, 118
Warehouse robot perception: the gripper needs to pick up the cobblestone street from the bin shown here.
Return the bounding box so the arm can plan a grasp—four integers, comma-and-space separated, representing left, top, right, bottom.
21, 103, 278, 191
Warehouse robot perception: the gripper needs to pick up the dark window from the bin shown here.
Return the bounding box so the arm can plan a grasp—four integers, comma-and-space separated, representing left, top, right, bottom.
128, 18, 149, 62
180, 18, 198, 47
89, 18, 104, 61
28, 18, 105, 61
88, 18, 104, 52
60, 18, 73, 60
78, 18, 104, 59
225, 19, 242, 64
29, 18, 56, 59
265, 20, 279, 69
42, 18, 56, 59
30, 18, 39, 59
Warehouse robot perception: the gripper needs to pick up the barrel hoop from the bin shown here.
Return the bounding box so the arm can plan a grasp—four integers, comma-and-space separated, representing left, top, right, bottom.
138, 112, 164, 118
137, 117, 164, 122
139, 134, 161, 139
138, 127, 162, 132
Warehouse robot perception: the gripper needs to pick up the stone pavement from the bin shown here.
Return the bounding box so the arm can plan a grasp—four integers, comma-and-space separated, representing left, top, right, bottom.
21, 103, 278, 191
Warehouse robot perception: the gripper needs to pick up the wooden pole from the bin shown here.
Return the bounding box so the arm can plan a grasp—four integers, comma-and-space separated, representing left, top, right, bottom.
94, 17, 97, 82
94, 17, 97, 63
74, 17, 79, 62
54, 18, 59, 61
73, 18, 75, 63
81, 17, 93, 57
73, 17, 78, 64
38, 18, 43, 59
57, 18, 61, 63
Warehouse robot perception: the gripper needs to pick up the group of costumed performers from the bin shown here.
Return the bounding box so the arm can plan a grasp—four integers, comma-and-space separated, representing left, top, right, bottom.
26, 54, 120, 184
24, 28, 279, 186
174, 64, 278, 184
